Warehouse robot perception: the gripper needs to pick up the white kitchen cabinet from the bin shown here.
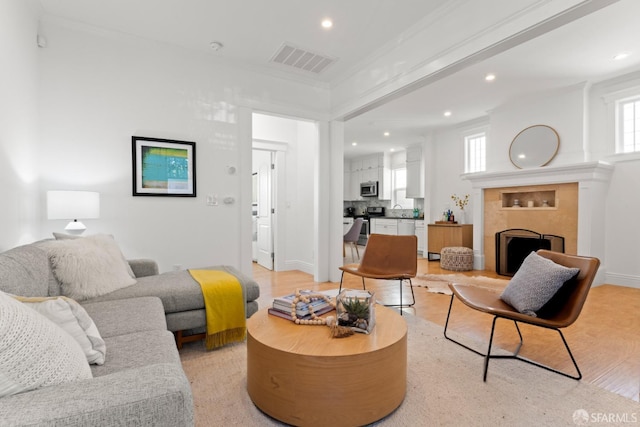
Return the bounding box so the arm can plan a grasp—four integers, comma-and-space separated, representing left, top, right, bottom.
406, 146, 424, 198
343, 217, 354, 234
371, 218, 398, 235
415, 220, 425, 253
361, 167, 379, 184
346, 153, 391, 200
362, 154, 381, 170
398, 219, 415, 236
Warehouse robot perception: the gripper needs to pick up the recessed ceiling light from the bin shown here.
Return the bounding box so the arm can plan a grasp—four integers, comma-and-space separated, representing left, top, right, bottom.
390, 148, 395, 152
613, 52, 631, 60
209, 41, 224, 51
485, 73, 496, 81
321, 19, 333, 29
444, 111, 452, 117
383, 131, 390, 137
351, 141, 357, 146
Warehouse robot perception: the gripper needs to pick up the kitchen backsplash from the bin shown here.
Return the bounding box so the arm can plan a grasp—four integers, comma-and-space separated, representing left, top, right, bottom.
344, 199, 425, 217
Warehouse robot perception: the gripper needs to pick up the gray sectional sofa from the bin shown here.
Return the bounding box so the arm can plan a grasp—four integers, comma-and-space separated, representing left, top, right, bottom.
74, 258, 260, 347
0, 240, 260, 425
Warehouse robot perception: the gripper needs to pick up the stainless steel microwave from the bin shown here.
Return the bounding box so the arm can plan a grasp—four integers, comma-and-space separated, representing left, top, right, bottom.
360, 181, 378, 197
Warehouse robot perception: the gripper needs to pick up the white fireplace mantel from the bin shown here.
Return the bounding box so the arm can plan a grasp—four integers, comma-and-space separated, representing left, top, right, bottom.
462, 161, 613, 189
462, 161, 613, 282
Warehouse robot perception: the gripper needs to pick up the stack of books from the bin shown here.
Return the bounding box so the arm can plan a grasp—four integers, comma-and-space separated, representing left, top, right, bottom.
268, 290, 335, 321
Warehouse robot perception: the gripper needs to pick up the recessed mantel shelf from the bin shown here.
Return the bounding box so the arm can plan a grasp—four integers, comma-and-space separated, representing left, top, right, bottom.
500, 207, 557, 211
501, 189, 556, 208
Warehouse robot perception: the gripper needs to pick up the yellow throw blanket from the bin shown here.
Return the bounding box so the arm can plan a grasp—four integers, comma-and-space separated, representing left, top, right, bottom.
188, 269, 246, 350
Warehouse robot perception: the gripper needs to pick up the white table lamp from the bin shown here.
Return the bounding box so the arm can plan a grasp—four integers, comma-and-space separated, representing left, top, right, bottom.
47, 191, 100, 232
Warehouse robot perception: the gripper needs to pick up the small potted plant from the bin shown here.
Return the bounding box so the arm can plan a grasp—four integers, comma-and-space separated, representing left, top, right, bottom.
336, 289, 376, 334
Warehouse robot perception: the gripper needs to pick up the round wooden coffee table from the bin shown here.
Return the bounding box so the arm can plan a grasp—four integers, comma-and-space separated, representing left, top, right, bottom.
246, 305, 407, 427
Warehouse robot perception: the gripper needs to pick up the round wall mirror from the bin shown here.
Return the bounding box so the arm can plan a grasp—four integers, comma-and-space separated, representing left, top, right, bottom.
509, 125, 560, 169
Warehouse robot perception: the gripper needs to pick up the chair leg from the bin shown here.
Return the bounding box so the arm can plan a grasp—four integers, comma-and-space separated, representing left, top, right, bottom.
339, 271, 345, 293
510, 328, 582, 380
408, 279, 415, 306
444, 295, 581, 381
444, 294, 488, 357
382, 279, 416, 313
354, 242, 360, 259
482, 316, 499, 381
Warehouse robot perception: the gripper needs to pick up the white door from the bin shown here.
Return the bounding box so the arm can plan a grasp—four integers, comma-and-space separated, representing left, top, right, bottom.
256, 153, 274, 270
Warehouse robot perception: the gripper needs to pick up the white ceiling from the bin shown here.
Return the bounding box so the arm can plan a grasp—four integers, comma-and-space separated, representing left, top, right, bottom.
37, 0, 640, 158
36, 0, 444, 84
344, 0, 640, 157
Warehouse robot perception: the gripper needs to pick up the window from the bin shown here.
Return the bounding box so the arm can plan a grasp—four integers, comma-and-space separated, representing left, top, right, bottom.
464, 132, 486, 173
616, 97, 640, 153
391, 167, 413, 209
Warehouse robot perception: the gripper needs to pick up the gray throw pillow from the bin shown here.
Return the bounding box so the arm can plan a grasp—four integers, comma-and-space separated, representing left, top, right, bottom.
500, 252, 579, 317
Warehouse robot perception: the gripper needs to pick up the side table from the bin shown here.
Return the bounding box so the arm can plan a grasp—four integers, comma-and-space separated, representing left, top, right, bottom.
246, 305, 407, 426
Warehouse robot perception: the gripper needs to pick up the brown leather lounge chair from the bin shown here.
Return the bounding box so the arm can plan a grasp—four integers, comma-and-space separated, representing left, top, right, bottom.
339, 233, 418, 312
444, 249, 600, 381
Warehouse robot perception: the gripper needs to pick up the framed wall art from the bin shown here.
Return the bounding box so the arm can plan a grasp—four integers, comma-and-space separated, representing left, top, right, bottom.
132, 136, 196, 197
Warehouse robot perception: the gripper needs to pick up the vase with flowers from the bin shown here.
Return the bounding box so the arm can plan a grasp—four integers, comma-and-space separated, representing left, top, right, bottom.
451, 194, 470, 224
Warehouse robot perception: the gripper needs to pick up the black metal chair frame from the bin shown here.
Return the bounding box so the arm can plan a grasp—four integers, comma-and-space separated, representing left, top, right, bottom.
443, 294, 581, 381
338, 273, 415, 313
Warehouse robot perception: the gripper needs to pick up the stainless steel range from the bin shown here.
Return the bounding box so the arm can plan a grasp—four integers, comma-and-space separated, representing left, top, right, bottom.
356, 207, 385, 245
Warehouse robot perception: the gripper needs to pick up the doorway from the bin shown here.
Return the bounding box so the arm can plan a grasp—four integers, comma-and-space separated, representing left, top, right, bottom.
251, 111, 319, 275
252, 149, 274, 270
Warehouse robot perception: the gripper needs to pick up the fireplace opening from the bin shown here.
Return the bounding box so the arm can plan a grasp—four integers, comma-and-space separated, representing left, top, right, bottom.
495, 229, 565, 276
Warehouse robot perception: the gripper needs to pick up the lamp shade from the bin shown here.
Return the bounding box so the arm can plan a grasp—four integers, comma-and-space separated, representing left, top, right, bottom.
47, 191, 100, 231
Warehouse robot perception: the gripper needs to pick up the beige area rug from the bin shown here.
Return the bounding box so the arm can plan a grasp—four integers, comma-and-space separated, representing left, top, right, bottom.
412, 273, 510, 295
179, 314, 638, 426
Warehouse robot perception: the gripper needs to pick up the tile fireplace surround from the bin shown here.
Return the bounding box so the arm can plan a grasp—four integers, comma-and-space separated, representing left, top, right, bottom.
462, 161, 613, 283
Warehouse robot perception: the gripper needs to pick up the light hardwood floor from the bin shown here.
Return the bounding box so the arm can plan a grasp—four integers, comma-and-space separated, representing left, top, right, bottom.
253, 258, 640, 403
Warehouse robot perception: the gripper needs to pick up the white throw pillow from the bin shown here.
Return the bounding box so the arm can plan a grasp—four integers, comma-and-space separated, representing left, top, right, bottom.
0, 290, 92, 397
44, 234, 137, 301
14, 295, 106, 365
52, 232, 136, 279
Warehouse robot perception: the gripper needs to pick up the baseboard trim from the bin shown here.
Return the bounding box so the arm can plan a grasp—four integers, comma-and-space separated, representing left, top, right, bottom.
605, 272, 640, 289
283, 260, 314, 275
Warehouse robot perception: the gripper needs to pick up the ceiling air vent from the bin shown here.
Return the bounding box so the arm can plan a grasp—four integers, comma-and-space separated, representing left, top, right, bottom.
270, 43, 336, 74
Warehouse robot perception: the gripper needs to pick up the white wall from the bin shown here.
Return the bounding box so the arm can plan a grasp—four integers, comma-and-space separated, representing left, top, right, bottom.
429, 126, 474, 222
589, 73, 640, 287
0, 1, 40, 250
602, 158, 640, 286
489, 84, 588, 171
36, 21, 329, 274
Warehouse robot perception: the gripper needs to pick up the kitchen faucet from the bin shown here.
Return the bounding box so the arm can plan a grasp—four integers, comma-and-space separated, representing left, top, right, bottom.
392, 204, 406, 217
